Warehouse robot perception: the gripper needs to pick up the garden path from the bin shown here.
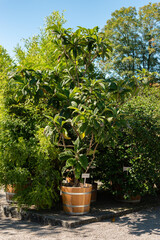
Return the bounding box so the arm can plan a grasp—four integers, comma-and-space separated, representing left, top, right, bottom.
0, 207, 160, 240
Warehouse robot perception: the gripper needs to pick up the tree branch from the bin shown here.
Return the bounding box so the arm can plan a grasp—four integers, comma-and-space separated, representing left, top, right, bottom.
85, 142, 98, 173
83, 53, 98, 77
87, 133, 94, 155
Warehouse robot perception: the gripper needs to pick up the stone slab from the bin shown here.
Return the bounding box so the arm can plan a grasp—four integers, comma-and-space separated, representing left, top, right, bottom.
1, 188, 160, 228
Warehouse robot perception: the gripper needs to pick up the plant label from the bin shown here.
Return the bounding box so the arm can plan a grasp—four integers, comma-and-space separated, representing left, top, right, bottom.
123, 166, 131, 172
82, 173, 90, 186
82, 173, 90, 178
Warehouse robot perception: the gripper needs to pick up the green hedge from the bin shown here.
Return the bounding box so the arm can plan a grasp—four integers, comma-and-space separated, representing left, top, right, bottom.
94, 87, 160, 197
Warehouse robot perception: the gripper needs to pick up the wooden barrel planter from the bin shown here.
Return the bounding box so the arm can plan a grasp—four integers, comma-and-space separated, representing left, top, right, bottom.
116, 194, 141, 203
5, 183, 30, 203
91, 183, 97, 203
61, 184, 92, 215
120, 194, 141, 203
5, 185, 17, 203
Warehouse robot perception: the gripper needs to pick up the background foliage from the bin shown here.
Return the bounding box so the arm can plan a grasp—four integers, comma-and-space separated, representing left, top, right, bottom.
94, 87, 160, 197
0, 3, 160, 207
102, 3, 160, 79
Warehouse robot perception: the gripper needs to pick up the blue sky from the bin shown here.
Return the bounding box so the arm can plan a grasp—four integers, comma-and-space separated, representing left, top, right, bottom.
0, 0, 158, 58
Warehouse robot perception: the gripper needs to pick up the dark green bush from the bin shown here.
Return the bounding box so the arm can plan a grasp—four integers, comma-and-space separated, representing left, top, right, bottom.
94, 87, 160, 197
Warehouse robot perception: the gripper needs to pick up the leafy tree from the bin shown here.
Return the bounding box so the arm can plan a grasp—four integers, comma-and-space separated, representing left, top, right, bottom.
102, 3, 160, 78
0, 46, 12, 76
14, 11, 66, 70
103, 7, 140, 78
0, 45, 13, 107
0, 45, 13, 142
138, 3, 160, 72
11, 22, 137, 187
0, 13, 66, 209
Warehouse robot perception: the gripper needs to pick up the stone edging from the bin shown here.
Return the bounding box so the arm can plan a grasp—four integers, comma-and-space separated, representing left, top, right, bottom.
1, 203, 159, 228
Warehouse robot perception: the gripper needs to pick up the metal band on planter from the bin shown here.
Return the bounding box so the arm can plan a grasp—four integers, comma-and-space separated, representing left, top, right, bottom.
62, 191, 91, 195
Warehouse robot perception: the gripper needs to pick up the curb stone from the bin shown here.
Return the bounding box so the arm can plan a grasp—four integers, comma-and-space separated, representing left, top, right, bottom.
1, 202, 160, 228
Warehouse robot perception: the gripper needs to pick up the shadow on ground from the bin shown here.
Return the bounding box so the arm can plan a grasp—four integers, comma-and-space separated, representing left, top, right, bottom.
1, 189, 160, 239
0, 218, 93, 239
109, 206, 160, 237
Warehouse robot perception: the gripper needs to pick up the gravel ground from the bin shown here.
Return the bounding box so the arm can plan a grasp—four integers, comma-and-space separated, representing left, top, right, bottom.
1, 207, 160, 240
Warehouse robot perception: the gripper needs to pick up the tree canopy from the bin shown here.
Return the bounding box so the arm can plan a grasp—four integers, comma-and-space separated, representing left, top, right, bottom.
102, 2, 160, 79
0, 3, 160, 207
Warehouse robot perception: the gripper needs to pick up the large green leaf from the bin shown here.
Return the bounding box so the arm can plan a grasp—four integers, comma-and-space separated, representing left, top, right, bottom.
74, 137, 80, 152
79, 155, 88, 170
55, 92, 68, 100
66, 158, 76, 167
12, 75, 24, 84
59, 150, 73, 161
74, 163, 82, 179
62, 128, 71, 139
79, 122, 88, 132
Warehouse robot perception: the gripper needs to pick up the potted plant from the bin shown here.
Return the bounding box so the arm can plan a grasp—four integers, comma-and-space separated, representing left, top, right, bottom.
5, 183, 30, 204
11, 24, 136, 214
5, 184, 17, 203
113, 178, 142, 203
42, 25, 117, 215
48, 79, 113, 214
93, 144, 143, 204
118, 166, 141, 203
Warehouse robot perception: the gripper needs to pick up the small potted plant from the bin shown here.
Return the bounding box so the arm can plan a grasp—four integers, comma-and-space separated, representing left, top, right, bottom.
5, 184, 17, 203
111, 167, 142, 203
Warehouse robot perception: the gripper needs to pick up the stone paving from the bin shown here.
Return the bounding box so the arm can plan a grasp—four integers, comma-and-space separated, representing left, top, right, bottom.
1, 188, 160, 228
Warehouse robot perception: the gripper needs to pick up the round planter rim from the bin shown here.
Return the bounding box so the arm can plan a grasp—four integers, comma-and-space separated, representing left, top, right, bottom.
61, 183, 92, 189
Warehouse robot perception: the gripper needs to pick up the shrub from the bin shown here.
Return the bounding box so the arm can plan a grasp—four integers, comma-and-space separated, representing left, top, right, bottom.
94, 87, 160, 197
0, 82, 63, 208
